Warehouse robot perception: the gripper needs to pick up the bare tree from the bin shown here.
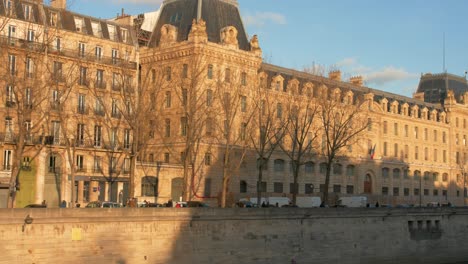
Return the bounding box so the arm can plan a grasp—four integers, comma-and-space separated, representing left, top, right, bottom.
215, 68, 254, 207
249, 77, 287, 206
319, 90, 368, 205
281, 88, 319, 206
0, 22, 53, 208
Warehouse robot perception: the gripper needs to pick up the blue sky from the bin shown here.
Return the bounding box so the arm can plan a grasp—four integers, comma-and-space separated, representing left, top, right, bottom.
66, 0, 468, 97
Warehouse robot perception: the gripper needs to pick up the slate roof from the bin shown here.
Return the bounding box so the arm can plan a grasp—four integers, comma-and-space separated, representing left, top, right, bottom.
416, 73, 468, 104
148, 0, 250, 50
0, 0, 135, 45
261, 63, 443, 111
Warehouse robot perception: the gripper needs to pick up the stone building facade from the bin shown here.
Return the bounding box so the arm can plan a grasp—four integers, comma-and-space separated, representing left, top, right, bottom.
1, 0, 467, 207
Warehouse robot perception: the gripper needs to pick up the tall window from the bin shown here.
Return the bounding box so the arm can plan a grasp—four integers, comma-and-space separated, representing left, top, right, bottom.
94, 125, 102, 147
277, 103, 282, 119
182, 89, 187, 106
26, 57, 34, 78
76, 123, 85, 145
8, 54, 16, 75
225, 68, 231, 83
27, 29, 34, 42
94, 156, 102, 172
165, 119, 171, 137
79, 67, 88, 86
207, 64, 213, 79
180, 117, 187, 136
96, 69, 104, 88
78, 94, 86, 113
4, 150, 12, 170
206, 89, 213, 107
165, 91, 171, 108
182, 64, 188, 78
241, 72, 247, 86
76, 155, 84, 171
141, 176, 158, 196
241, 96, 247, 112
111, 49, 119, 63
124, 129, 131, 149
78, 42, 86, 57
23, 4, 32, 20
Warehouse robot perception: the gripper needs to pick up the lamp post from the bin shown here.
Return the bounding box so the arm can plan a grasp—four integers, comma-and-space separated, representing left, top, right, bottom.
419, 171, 422, 207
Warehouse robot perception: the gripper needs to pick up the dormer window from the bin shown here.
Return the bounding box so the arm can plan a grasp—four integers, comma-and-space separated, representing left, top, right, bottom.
74, 17, 84, 33
5, 0, 12, 15
91, 21, 102, 37
108, 25, 116, 40
50, 12, 58, 27
23, 4, 32, 20
170, 13, 182, 23
121, 29, 128, 43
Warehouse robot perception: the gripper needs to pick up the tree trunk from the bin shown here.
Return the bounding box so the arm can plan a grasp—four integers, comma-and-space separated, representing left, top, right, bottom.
292, 163, 299, 206
221, 166, 230, 208
256, 163, 263, 208
323, 162, 332, 205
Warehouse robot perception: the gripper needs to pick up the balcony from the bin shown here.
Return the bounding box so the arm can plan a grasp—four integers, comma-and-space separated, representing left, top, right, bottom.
48, 167, 61, 174
75, 166, 87, 173
50, 101, 62, 111
5, 100, 16, 108
0, 35, 46, 52
0, 35, 137, 69
111, 111, 121, 119
78, 79, 90, 87
112, 83, 121, 92
95, 81, 107, 89
77, 106, 89, 115
94, 109, 105, 116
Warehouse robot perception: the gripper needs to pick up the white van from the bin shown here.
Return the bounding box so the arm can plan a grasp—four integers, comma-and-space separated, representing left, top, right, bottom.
337, 196, 367, 208
296, 197, 322, 208
243, 197, 290, 207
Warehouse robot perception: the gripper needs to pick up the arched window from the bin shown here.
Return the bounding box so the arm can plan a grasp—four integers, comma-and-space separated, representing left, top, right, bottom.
319, 162, 327, 174
240, 180, 247, 193
274, 159, 285, 172
141, 176, 158, 197
393, 168, 400, 179
442, 173, 448, 182
382, 167, 390, 178
414, 170, 421, 180
424, 171, 431, 181
346, 165, 355, 177
433, 172, 439, 182
305, 161, 314, 174
333, 163, 342, 175
256, 158, 268, 171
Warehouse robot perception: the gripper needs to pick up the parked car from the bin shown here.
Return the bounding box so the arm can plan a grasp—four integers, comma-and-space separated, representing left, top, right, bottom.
187, 201, 209, 207
85, 201, 122, 208
24, 204, 46, 208
175, 202, 187, 208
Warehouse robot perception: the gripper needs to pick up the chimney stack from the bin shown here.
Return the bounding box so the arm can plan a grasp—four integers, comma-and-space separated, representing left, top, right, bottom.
350, 76, 363, 86
328, 70, 341, 81
50, 0, 66, 9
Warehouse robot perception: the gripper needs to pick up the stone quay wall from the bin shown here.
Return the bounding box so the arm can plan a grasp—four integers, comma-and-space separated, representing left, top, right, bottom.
0, 208, 467, 264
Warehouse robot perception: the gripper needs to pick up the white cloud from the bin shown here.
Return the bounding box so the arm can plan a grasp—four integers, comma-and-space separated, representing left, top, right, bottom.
243, 12, 286, 27
365, 67, 418, 86
109, 0, 163, 4
334, 57, 417, 87
336, 57, 357, 68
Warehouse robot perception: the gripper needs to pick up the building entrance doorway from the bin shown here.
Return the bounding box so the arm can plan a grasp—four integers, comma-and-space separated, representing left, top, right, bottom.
364, 174, 372, 194
171, 177, 183, 202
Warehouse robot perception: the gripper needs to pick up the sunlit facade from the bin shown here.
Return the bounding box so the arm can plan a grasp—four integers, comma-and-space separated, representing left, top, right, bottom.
1, 0, 467, 207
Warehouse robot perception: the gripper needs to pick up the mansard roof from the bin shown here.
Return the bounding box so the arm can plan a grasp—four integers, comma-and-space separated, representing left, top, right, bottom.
261, 63, 443, 111
148, 0, 250, 50
417, 72, 468, 104
0, 0, 135, 45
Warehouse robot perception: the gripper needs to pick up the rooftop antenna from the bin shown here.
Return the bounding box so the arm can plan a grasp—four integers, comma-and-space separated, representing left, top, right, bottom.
443, 32, 446, 73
